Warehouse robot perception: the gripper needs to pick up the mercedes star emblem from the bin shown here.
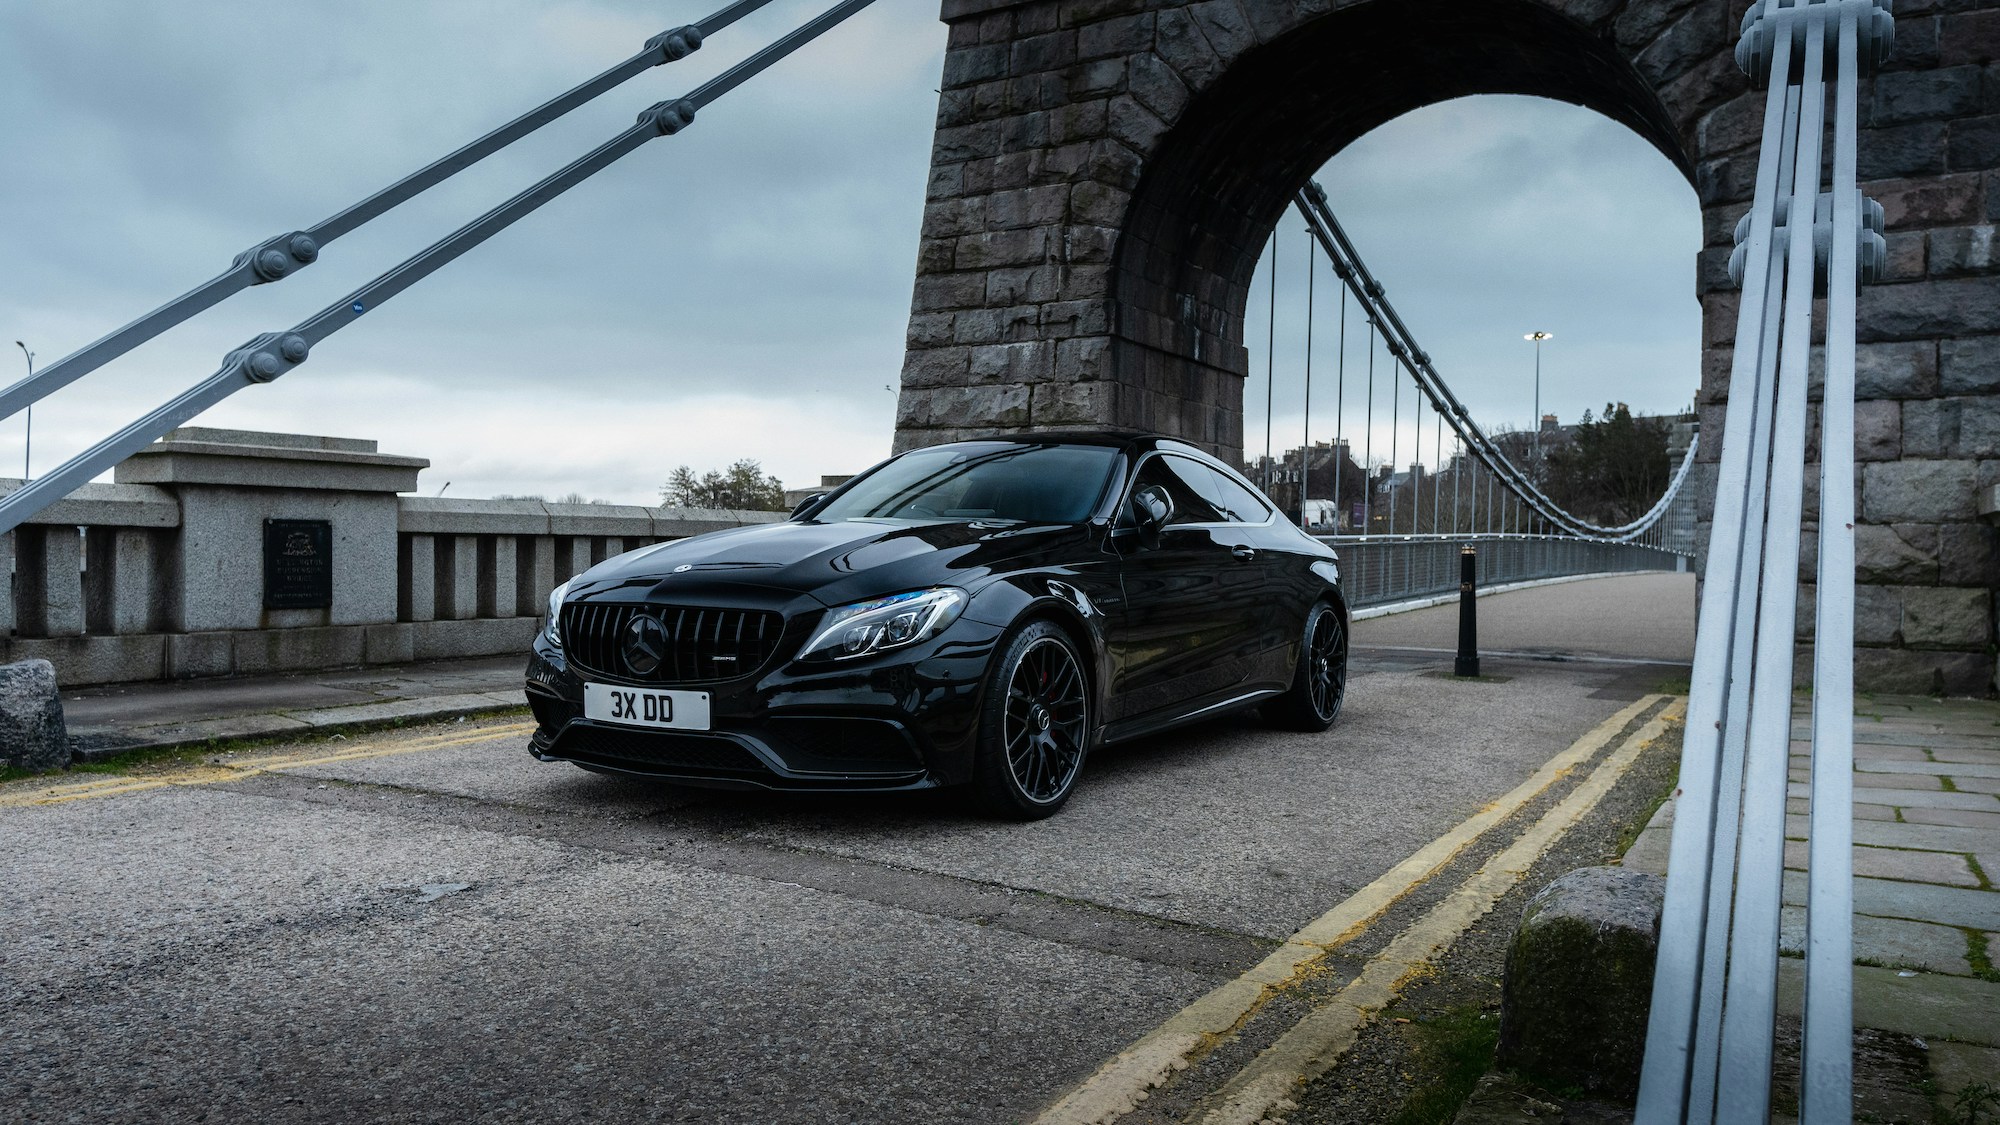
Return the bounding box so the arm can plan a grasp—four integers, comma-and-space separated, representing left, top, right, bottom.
622, 614, 669, 676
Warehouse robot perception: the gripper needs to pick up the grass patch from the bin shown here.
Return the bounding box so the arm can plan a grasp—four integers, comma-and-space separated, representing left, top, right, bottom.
1654, 674, 1691, 696
1970, 854, 1994, 893
1613, 771, 1679, 860
1967, 930, 1999, 985
0, 739, 270, 789
1942, 777, 1961, 793
1387, 1005, 1502, 1125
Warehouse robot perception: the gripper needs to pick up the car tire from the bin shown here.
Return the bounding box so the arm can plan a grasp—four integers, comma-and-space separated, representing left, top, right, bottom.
1263, 600, 1347, 732
972, 619, 1092, 820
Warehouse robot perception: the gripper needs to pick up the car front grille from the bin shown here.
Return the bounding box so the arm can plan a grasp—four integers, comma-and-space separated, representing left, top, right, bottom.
563, 603, 785, 684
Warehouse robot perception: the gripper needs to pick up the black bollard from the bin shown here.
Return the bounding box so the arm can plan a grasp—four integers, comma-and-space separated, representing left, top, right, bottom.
1455, 545, 1480, 678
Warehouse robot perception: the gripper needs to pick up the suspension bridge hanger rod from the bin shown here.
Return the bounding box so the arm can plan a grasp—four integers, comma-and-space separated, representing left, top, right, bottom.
0, 0, 881, 537
0, 0, 780, 425
1290, 188, 1583, 537
1289, 184, 1697, 543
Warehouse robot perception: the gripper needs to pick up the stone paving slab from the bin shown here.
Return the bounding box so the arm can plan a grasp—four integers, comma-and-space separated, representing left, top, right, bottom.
1930, 745, 2000, 764
1782, 798, 1899, 821
1780, 871, 2000, 931
1855, 759, 2000, 779
1851, 821, 2000, 855
1956, 776, 2000, 794
1781, 841, 1983, 888
1792, 782, 2000, 810
1776, 961, 2000, 1046
1850, 770, 1952, 791
1794, 728, 2000, 753
1778, 907, 1973, 974
1902, 806, 2000, 829
1793, 742, 1934, 762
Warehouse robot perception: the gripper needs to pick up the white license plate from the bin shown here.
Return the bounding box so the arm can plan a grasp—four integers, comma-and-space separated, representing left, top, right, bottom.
584, 683, 712, 731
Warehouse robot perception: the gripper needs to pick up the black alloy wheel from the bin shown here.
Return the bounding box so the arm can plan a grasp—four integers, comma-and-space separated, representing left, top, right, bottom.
973, 620, 1091, 819
1264, 601, 1347, 732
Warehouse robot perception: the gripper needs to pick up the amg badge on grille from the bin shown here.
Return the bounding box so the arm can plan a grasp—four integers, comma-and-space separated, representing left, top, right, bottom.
622, 614, 669, 676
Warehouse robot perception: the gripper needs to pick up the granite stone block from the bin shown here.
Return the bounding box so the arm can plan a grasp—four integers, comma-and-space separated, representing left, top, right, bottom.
0, 659, 68, 771
1498, 867, 1664, 1101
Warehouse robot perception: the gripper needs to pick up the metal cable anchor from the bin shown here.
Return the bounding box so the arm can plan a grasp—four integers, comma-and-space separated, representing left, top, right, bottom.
226, 333, 311, 384
231, 231, 321, 284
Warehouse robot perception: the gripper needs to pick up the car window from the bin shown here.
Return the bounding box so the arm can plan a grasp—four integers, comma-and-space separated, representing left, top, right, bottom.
1196, 464, 1273, 523
1128, 455, 1224, 526
812, 443, 1119, 525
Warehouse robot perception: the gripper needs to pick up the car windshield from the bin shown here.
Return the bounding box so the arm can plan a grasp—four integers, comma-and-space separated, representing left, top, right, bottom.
812, 443, 1120, 525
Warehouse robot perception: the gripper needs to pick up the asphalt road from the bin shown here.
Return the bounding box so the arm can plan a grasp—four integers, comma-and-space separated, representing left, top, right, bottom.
2, 575, 1693, 1124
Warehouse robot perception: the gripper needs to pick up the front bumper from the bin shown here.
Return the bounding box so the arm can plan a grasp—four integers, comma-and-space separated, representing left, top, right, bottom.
523, 618, 1006, 792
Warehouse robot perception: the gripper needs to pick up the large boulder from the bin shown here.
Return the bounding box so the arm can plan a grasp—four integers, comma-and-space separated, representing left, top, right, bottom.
0, 659, 70, 772
1496, 866, 1665, 1102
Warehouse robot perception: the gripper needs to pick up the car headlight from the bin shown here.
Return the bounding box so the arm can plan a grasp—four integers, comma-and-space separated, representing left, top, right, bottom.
544, 579, 572, 648
798, 588, 967, 663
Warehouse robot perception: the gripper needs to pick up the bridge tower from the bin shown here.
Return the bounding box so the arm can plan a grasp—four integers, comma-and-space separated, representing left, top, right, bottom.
895, 0, 1999, 694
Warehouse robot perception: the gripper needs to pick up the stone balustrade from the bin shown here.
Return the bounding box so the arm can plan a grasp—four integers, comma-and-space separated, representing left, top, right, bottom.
0, 429, 782, 686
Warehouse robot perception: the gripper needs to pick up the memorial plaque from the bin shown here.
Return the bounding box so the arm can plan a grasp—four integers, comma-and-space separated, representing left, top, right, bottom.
263, 519, 333, 610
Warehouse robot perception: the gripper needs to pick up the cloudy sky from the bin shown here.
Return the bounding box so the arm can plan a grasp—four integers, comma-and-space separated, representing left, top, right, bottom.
0, 0, 1702, 503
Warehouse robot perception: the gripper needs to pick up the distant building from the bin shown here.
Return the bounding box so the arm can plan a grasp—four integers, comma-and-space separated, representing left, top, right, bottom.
1243, 439, 1367, 529
783, 474, 854, 511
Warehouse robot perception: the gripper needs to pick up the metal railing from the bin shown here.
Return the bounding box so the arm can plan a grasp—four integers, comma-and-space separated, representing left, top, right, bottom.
1637, 2, 1891, 1121
1325, 535, 1684, 611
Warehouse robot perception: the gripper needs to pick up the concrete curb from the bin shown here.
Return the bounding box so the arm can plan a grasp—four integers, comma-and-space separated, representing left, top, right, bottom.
70, 690, 527, 763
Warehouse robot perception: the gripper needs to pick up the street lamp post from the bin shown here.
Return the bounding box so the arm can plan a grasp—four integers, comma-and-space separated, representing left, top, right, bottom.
1523, 331, 1552, 480
13, 341, 31, 480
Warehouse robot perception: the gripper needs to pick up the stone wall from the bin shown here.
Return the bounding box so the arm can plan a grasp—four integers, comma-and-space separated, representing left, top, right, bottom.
897, 0, 2000, 694
0, 429, 782, 687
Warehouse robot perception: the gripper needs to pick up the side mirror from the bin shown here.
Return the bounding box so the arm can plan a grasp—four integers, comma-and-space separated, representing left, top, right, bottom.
1130, 484, 1172, 549
789, 493, 827, 520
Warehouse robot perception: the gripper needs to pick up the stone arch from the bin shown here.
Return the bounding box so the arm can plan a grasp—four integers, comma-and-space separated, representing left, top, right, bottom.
897, 0, 1742, 461
1113, 0, 1697, 456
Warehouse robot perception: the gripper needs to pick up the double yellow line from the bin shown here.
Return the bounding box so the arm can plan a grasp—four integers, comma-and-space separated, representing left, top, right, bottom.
1035, 693, 1687, 1125
0, 721, 537, 809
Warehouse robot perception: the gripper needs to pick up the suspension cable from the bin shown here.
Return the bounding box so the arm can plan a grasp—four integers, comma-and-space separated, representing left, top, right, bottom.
1433, 410, 1443, 534
1333, 267, 1348, 532
1388, 326, 1400, 537
0, 0, 781, 427
0, 0, 882, 536
1301, 225, 1316, 529
1453, 435, 1462, 536
1362, 321, 1377, 536
1264, 232, 1278, 491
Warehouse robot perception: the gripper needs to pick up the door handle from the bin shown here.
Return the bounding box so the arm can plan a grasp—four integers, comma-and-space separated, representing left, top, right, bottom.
1231, 545, 1257, 562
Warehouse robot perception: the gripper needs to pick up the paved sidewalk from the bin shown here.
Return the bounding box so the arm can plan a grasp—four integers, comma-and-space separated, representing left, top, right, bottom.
1623, 693, 2000, 1111
61, 655, 525, 760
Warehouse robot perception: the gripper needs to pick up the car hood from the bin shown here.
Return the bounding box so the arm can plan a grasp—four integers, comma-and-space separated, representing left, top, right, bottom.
570, 518, 1091, 607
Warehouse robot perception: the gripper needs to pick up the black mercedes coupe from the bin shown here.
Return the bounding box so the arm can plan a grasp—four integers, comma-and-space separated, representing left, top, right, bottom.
524, 433, 1347, 818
